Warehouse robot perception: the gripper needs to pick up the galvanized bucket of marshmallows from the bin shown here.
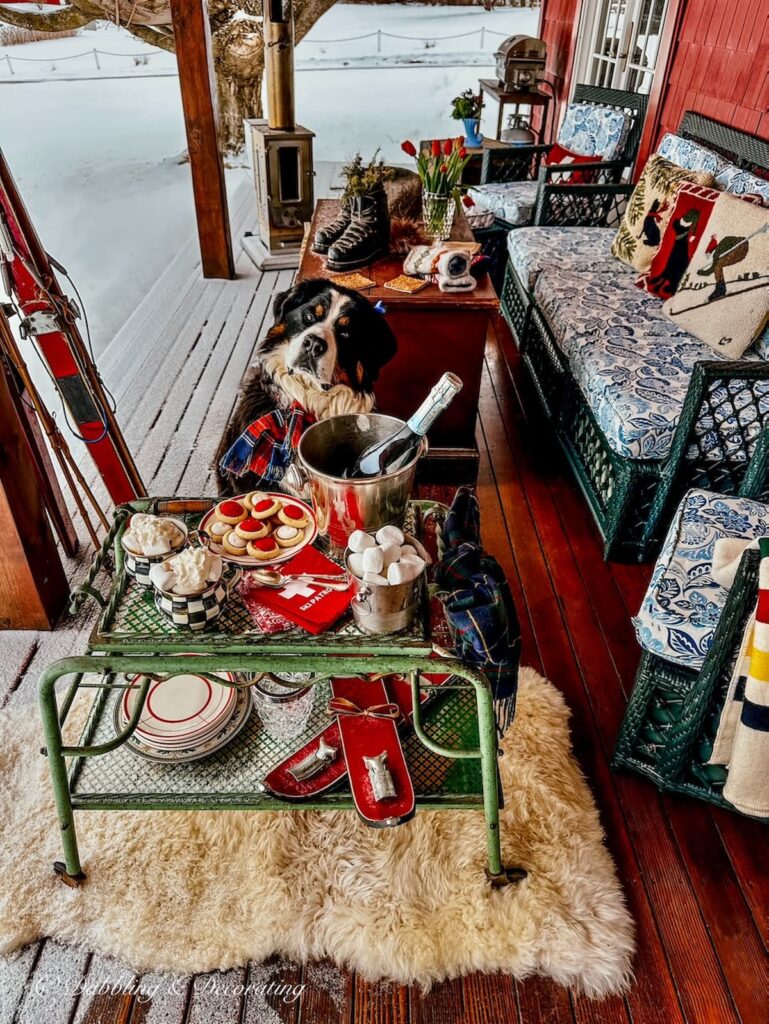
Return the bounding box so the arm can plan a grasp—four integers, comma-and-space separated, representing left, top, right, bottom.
345, 524, 430, 635
296, 413, 427, 555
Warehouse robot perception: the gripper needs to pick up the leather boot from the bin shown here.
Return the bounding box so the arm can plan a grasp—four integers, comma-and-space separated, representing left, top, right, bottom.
312, 199, 352, 255
326, 188, 390, 271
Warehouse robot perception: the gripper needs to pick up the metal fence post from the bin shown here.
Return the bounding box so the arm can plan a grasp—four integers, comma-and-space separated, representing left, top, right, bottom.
93, 49, 100, 70
377, 28, 381, 53
480, 26, 486, 50
4, 54, 13, 76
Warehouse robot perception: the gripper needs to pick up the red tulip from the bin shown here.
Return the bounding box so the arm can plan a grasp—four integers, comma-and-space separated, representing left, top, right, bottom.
459, 147, 467, 158
440, 163, 448, 174
462, 194, 475, 208
455, 135, 464, 149
443, 138, 452, 155
431, 139, 441, 158
401, 140, 417, 157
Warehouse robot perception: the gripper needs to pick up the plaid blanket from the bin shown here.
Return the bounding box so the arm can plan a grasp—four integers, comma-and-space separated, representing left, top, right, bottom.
436, 487, 521, 735
218, 401, 316, 484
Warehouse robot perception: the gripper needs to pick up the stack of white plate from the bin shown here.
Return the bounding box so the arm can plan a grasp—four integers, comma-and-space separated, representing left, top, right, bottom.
115, 670, 251, 763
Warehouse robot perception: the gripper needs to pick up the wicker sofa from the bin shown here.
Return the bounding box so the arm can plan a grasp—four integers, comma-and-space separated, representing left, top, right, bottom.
500, 112, 769, 561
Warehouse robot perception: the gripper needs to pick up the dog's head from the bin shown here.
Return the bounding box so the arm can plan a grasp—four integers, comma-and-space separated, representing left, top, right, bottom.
256, 278, 397, 394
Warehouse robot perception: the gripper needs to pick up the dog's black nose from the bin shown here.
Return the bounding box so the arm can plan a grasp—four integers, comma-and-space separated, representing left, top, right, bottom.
304, 334, 327, 359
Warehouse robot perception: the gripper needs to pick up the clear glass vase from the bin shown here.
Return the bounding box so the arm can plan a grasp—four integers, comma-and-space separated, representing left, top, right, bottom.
422, 191, 455, 242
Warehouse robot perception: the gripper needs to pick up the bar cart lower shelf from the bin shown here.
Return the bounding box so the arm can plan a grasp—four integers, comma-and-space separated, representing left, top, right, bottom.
39, 498, 525, 890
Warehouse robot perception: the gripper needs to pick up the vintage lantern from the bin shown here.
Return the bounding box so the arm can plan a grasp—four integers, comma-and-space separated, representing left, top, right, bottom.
494, 35, 547, 92
243, 0, 315, 269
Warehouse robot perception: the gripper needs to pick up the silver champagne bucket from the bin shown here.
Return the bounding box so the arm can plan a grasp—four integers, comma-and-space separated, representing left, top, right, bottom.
297, 414, 426, 554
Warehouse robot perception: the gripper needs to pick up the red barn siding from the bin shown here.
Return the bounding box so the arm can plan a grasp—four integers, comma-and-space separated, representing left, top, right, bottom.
637, 0, 768, 167
539, 0, 767, 172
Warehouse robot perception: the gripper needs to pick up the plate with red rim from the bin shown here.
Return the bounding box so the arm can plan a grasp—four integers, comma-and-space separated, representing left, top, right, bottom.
199, 492, 318, 567
122, 671, 238, 748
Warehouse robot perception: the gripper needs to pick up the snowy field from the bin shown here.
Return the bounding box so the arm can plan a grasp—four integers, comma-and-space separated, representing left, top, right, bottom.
0, 4, 536, 353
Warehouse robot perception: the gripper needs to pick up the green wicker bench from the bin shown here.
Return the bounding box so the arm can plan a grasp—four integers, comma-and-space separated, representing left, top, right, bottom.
500, 112, 769, 561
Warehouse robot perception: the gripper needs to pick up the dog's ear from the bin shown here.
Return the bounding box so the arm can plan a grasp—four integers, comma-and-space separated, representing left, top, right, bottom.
272, 279, 326, 323
358, 301, 397, 389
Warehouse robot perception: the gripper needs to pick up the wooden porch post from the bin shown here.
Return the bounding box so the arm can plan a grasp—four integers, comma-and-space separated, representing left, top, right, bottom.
0, 326, 69, 630
170, 0, 235, 280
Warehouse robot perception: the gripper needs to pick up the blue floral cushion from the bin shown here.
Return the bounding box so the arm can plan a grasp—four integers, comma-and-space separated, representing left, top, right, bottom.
467, 181, 539, 226
714, 163, 769, 205
533, 269, 736, 459
657, 132, 728, 176
556, 103, 631, 161
633, 489, 769, 670
506, 226, 623, 288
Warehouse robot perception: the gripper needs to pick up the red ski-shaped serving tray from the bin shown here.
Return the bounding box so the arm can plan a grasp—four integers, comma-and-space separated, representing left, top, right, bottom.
260, 672, 447, 803
331, 676, 414, 828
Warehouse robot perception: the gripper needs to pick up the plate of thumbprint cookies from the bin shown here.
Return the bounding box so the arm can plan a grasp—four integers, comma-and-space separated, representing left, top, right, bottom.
199, 492, 318, 567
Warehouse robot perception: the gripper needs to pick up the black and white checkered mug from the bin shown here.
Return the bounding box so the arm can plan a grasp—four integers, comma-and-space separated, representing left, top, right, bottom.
152, 564, 243, 631
121, 517, 189, 587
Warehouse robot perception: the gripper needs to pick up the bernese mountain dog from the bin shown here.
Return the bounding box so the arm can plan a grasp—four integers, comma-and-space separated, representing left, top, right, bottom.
215, 278, 397, 496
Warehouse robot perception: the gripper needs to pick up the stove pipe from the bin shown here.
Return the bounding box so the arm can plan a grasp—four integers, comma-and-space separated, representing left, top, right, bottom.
264, 0, 295, 132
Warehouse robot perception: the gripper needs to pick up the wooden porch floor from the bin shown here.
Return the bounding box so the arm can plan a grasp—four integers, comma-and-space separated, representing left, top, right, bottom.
1, 184, 767, 1024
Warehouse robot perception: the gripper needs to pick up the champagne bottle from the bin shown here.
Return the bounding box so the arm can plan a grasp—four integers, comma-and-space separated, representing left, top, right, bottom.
346, 373, 463, 478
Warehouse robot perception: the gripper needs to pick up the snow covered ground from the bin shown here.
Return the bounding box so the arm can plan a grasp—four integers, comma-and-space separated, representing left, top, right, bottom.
0, 4, 537, 353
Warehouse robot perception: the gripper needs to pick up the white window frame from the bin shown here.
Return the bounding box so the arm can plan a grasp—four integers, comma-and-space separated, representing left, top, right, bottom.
573, 0, 670, 96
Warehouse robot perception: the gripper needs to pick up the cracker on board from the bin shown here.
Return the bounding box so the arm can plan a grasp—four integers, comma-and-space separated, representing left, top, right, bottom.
383, 274, 429, 294
329, 272, 376, 290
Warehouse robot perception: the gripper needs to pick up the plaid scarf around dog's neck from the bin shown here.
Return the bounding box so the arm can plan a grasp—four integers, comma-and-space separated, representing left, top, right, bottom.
219, 352, 375, 483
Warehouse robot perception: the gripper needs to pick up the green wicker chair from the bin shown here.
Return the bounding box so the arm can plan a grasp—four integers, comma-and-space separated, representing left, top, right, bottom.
473, 85, 648, 291
499, 111, 769, 561
614, 544, 767, 821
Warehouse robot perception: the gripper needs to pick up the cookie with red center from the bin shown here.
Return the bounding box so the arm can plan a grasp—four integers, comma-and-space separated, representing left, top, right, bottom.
235, 517, 270, 541
277, 503, 309, 528
250, 497, 281, 520
246, 535, 280, 560
214, 499, 247, 525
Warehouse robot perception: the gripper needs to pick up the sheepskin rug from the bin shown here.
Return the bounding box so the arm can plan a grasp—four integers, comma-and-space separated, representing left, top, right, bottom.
0, 668, 634, 996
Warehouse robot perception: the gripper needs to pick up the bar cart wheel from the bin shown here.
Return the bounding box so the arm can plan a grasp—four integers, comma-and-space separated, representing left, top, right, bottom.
53, 862, 87, 889
485, 866, 528, 888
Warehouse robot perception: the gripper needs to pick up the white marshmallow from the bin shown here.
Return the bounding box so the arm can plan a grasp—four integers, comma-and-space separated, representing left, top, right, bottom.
362, 571, 389, 586
362, 545, 385, 574
399, 544, 417, 558
387, 557, 424, 585
347, 552, 365, 579
348, 530, 375, 553
375, 524, 404, 547
404, 534, 431, 563
380, 543, 402, 568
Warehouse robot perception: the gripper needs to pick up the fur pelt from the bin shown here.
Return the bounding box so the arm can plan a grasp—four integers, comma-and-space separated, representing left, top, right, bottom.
0, 669, 634, 995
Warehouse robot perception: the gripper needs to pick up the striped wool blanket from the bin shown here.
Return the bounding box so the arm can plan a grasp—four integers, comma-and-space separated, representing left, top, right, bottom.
710, 537, 769, 818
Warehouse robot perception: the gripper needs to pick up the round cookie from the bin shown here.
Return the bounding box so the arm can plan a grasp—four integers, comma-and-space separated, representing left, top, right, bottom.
251, 497, 281, 520
278, 503, 309, 528
222, 531, 250, 556
247, 536, 280, 560
274, 524, 303, 548
235, 517, 270, 541
244, 491, 268, 511
207, 520, 231, 543
215, 499, 247, 525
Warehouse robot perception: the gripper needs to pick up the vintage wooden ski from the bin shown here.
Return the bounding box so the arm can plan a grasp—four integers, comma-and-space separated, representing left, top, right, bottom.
0, 147, 143, 503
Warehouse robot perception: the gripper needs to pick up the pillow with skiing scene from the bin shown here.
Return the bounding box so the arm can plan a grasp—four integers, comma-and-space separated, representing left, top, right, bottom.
637, 182, 762, 300
611, 154, 714, 272
663, 192, 769, 359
